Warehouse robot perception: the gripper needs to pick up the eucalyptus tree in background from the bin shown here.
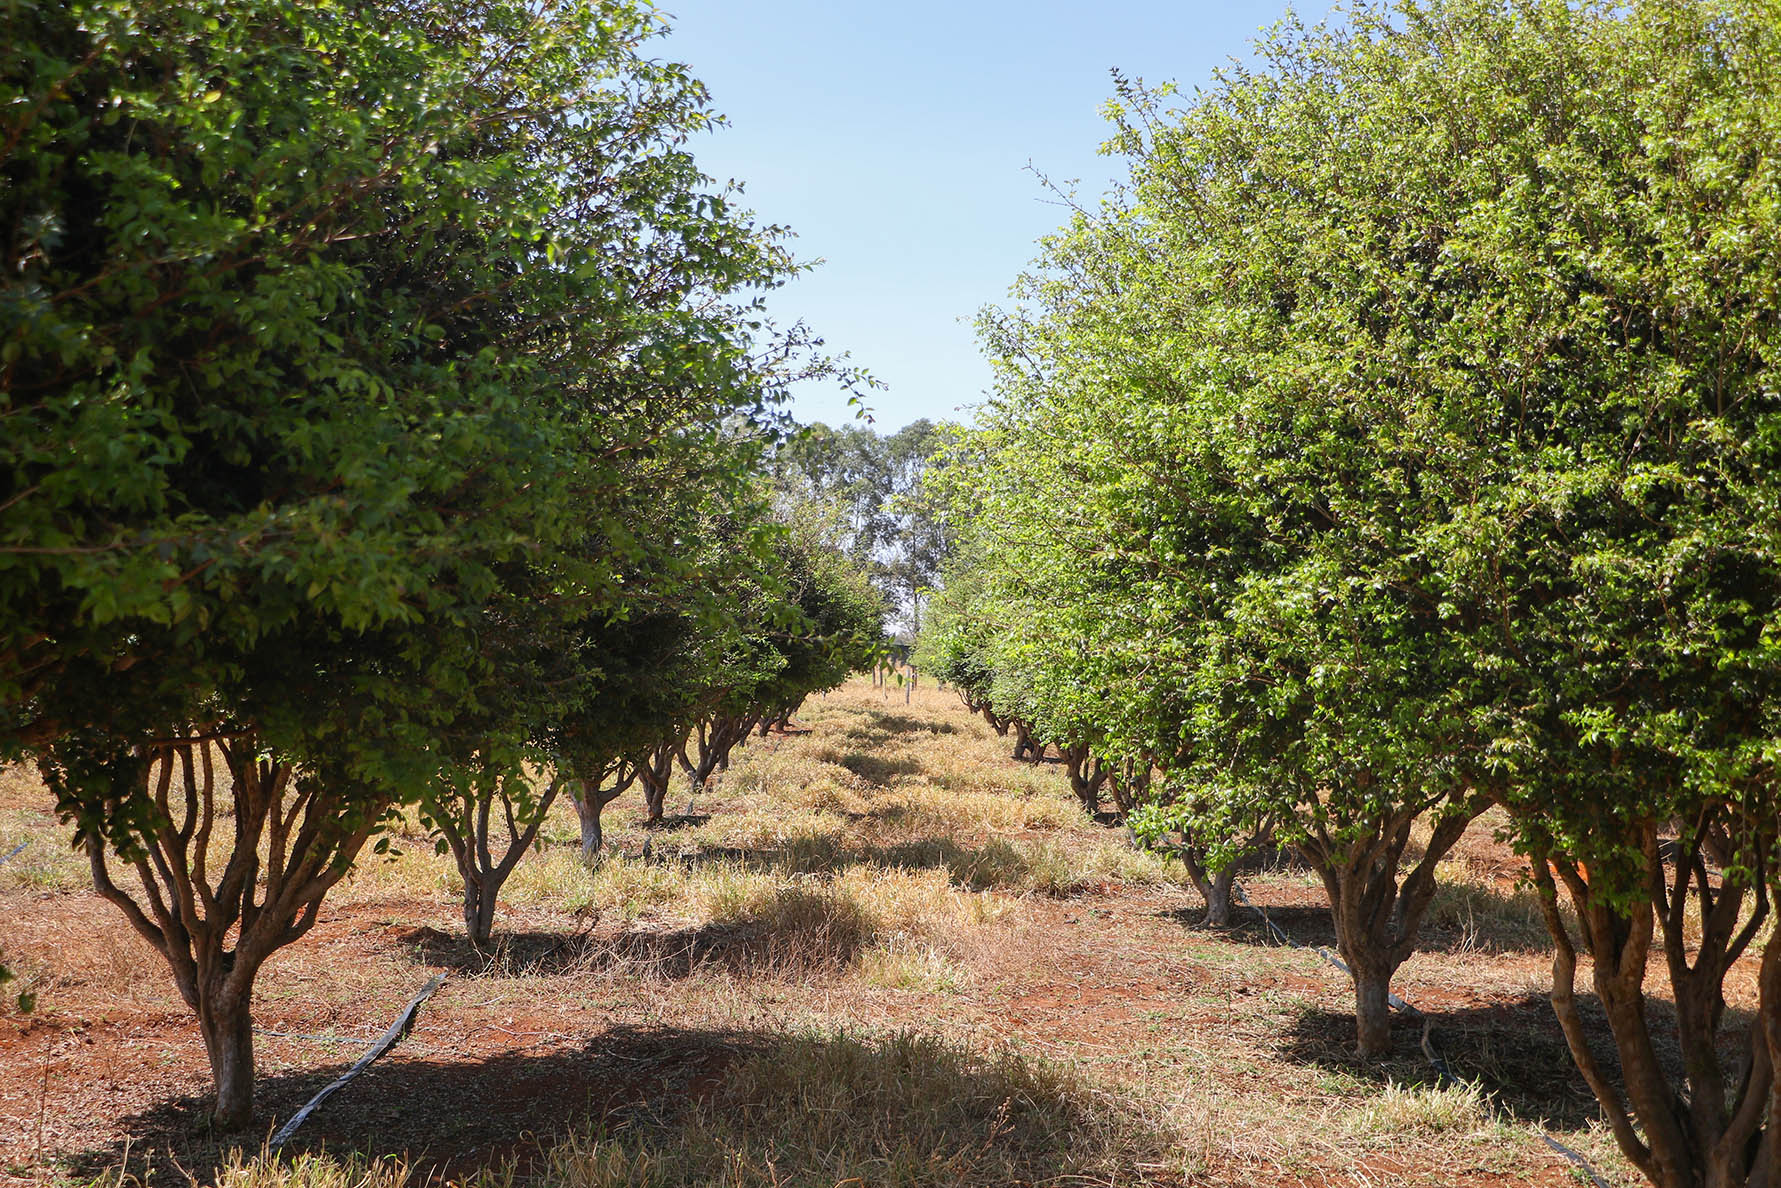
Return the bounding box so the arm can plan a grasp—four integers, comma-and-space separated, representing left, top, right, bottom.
2, 0, 843, 1126
779, 419, 952, 636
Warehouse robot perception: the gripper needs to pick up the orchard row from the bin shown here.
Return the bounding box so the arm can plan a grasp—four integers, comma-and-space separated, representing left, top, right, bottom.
1, 0, 879, 1130
920, 5, 1781, 1188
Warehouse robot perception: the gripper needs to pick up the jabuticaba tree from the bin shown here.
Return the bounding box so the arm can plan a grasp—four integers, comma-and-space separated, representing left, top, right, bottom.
950, 0, 1781, 1177
1126, 1, 1781, 1176
556, 496, 880, 855
423, 466, 780, 938
1330, 2, 1781, 1182
2, 0, 834, 1128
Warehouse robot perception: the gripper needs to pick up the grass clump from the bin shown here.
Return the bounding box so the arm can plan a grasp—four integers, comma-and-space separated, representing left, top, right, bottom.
0, 812, 84, 893
580, 854, 688, 920
1346, 1079, 1493, 1137
1425, 865, 1553, 954
528, 1030, 1182, 1187
701, 874, 874, 968
214, 1149, 412, 1188
858, 939, 972, 993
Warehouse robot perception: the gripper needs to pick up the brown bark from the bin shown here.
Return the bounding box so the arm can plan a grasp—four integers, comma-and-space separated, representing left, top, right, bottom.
74, 736, 379, 1127
1204, 868, 1235, 928
1351, 954, 1395, 1059
1063, 744, 1111, 812
1298, 794, 1482, 1059
201, 992, 255, 1129
1107, 759, 1150, 816
1173, 821, 1268, 929
678, 715, 754, 798
569, 764, 638, 862
638, 743, 675, 821
434, 773, 562, 946
1011, 720, 1039, 762
1529, 812, 1776, 1188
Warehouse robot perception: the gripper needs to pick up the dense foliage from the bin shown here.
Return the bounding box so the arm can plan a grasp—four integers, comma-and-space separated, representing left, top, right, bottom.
930, 3, 1781, 1184
2, 0, 872, 1126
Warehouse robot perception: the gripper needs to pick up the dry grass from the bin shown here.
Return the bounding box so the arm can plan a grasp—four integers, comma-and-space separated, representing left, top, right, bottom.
1345, 1080, 1495, 1138
212, 1149, 414, 1188
521, 1029, 1184, 1188
2, 677, 1651, 1187
1423, 864, 1554, 955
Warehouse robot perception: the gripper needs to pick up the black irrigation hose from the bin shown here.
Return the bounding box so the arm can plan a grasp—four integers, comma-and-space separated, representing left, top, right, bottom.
1229, 883, 1613, 1188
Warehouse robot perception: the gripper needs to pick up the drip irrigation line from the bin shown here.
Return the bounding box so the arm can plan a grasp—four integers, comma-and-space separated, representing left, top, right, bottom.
1230, 883, 1612, 1188
269, 973, 445, 1147
0, 841, 27, 868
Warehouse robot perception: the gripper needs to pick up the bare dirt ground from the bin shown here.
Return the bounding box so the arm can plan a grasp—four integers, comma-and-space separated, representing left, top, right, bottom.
0, 678, 1666, 1186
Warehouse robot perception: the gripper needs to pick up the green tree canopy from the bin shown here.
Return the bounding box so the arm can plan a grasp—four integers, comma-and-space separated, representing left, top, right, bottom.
2, 0, 841, 1126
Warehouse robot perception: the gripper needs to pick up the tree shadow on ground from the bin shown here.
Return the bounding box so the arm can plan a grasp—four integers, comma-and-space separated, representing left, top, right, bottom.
394, 911, 869, 980
1166, 902, 1338, 946
1274, 993, 1648, 1134
845, 710, 957, 738
640, 812, 712, 831
59, 1023, 1156, 1188
1166, 882, 1554, 956
834, 750, 925, 784
56, 1024, 765, 1188
599, 829, 1119, 899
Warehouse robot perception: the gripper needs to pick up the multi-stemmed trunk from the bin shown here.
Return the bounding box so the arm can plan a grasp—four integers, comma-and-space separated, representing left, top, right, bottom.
678, 714, 756, 803
568, 764, 638, 861
1107, 759, 1150, 817
1062, 743, 1111, 812
1529, 811, 1775, 1188
1010, 720, 1041, 762
60, 735, 380, 1127
1297, 794, 1481, 1058
1176, 822, 1272, 929
638, 743, 676, 822
430, 773, 563, 947
755, 707, 795, 738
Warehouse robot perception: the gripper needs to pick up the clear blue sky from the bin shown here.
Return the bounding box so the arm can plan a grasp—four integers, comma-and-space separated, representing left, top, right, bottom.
658, 1, 1325, 432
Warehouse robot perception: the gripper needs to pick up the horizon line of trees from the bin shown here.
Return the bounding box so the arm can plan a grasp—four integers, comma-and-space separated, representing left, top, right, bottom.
774, 418, 954, 641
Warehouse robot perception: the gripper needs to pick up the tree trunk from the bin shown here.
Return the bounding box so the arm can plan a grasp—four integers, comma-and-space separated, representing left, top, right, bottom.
642, 767, 668, 821
1530, 821, 1779, 1188
463, 875, 499, 948
1205, 868, 1235, 928
568, 771, 634, 863
200, 990, 256, 1129
1351, 957, 1394, 1059
1064, 745, 1097, 811
70, 738, 380, 1132
574, 792, 605, 860
637, 744, 676, 822
1303, 797, 1482, 1061
1174, 824, 1265, 929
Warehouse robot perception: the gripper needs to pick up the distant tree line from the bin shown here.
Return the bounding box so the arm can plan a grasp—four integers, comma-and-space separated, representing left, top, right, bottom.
776, 419, 953, 640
